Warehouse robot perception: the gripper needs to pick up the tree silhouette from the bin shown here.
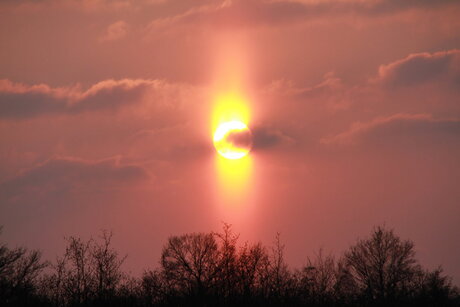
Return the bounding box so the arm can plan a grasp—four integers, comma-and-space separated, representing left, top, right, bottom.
142, 269, 166, 306
92, 231, 126, 302
0, 226, 47, 306
297, 249, 338, 305
160, 232, 220, 303
411, 267, 460, 305
214, 223, 239, 300
266, 232, 292, 303
1, 224, 459, 306
344, 226, 419, 303
236, 241, 269, 299
41, 231, 126, 306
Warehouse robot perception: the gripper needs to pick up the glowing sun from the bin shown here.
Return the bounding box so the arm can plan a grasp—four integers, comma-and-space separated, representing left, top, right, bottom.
213, 121, 253, 159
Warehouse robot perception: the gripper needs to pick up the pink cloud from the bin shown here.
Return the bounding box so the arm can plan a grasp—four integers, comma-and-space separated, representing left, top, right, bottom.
0, 156, 149, 202
377, 49, 460, 88
100, 21, 129, 42
321, 113, 460, 145
0, 79, 164, 119
147, 0, 460, 30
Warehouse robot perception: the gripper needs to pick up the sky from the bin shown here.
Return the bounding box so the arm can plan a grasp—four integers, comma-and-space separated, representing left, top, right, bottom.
1, 0, 460, 282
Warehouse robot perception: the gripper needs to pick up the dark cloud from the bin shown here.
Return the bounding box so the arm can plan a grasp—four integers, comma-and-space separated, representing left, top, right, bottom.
226, 129, 253, 149
0, 79, 158, 119
149, 0, 460, 30
369, 0, 459, 13
321, 113, 460, 145
377, 50, 460, 88
0, 157, 149, 201
252, 126, 295, 150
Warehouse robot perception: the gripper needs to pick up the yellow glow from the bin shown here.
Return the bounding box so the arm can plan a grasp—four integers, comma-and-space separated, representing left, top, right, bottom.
215, 154, 252, 207
213, 121, 252, 160
212, 93, 250, 132
210, 35, 254, 208
211, 92, 253, 208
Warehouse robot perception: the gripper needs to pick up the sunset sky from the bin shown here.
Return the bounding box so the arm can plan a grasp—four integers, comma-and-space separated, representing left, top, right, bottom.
1, 0, 460, 283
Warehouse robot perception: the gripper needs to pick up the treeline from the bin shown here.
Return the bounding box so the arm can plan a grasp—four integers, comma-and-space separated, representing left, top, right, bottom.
0, 225, 459, 307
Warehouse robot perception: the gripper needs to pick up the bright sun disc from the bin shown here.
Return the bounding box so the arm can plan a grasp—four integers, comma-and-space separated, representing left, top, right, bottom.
213, 121, 253, 159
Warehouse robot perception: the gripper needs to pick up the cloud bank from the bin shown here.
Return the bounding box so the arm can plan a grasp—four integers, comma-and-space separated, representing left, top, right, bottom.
0, 79, 163, 119
378, 50, 460, 88
322, 113, 460, 145
0, 157, 149, 201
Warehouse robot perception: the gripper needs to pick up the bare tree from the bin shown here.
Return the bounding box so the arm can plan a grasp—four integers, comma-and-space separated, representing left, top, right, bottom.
409, 267, 459, 305
345, 226, 420, 302
91, 230, 126, 301
63, 236, 95, 304
333, 256, 358, 303
214, 223, 239, 299
0, 226, 47, 306
142, 269, 166, 306
42, 231, 126, 306
161, 233, 220, 299
236, 241, 269, 298
264, 233, 293, 302
40, 255, 68, 306
3, 224, 460, 306
299, 249, 337, 304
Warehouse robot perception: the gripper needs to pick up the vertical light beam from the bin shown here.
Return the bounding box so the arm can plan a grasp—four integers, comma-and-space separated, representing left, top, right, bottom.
212, 93, 253, 208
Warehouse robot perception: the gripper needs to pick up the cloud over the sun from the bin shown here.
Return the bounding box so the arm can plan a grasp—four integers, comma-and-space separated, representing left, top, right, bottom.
252, 126, 296, 150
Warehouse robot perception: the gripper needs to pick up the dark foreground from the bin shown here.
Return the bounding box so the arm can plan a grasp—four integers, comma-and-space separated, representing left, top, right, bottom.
1, 224, 459, 307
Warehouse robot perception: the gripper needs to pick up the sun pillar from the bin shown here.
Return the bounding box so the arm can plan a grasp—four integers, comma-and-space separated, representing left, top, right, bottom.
210, 33, 254, 209
212, 92, 253, 208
